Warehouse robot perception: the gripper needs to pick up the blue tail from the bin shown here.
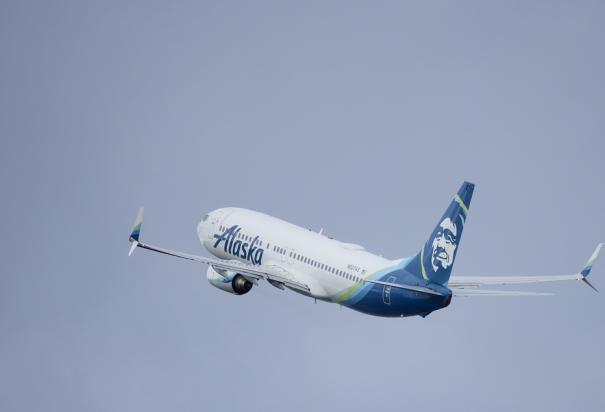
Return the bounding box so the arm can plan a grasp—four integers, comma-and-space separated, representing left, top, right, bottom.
404, 182, 475, 286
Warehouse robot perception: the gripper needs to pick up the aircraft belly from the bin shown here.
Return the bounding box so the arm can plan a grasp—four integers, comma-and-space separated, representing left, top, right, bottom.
347, 286, 445, 317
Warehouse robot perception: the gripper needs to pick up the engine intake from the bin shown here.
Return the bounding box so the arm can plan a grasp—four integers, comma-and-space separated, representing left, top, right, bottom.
232, 274, 253, 295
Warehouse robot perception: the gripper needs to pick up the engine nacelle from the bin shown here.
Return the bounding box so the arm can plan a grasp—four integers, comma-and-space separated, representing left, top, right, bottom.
206, 266, 253, 295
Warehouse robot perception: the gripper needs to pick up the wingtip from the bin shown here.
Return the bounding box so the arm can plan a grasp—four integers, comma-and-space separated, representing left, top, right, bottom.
580, 243, 603, 278
128, 240, 138, 256
582, 277, 599, 293
129, 207, 144, 242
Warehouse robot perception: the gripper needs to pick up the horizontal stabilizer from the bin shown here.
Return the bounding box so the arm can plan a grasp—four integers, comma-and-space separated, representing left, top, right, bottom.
363, 279, 444, 296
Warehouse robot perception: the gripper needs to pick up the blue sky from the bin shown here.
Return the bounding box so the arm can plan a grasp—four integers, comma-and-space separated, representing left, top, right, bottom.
1, 1, 604, 411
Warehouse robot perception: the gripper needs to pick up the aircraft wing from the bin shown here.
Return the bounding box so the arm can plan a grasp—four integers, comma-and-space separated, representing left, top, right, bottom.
448, 243, 602, 293
450, 289, 553, 297
127, 208, 310, 294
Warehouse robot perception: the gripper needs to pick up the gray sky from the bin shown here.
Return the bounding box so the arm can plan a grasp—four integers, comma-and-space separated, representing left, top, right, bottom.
1, 1, 604, 411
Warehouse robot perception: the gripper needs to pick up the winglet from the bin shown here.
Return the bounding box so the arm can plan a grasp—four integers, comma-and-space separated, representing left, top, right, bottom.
128, 207, 144, 256
580, 243, 603, 292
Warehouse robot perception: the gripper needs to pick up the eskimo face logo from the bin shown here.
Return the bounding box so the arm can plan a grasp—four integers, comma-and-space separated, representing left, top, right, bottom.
213, 225, 264, 265
431, 218, 458, 272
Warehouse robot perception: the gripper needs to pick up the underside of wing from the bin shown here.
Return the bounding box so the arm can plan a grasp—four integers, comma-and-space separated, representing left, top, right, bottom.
451, 288, 553, 297
448, 274, 581, 287
449, 243, 602, 293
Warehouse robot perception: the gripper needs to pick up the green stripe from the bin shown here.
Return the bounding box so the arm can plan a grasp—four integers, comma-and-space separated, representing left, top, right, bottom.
455, 194, 469, 214
420, 247, 429, 281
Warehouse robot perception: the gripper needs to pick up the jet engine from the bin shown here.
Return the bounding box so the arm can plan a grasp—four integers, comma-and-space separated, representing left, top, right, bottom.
206, 266, 253, 295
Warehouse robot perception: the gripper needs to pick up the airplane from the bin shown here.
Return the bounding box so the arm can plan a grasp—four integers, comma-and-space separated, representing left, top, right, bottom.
127, 182, 602, 318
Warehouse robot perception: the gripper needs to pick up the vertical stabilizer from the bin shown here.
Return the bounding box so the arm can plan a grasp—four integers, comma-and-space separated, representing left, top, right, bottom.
404, 182, 474, 286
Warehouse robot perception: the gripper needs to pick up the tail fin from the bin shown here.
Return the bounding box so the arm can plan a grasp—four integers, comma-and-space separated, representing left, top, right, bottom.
404, 182, 475, 286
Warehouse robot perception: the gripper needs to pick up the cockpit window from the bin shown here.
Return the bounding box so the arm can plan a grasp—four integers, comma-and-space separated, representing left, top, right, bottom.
202, 214, 209, 222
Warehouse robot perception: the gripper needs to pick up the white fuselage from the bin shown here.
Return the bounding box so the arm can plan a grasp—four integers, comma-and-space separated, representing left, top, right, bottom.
197, 207, 393, 301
